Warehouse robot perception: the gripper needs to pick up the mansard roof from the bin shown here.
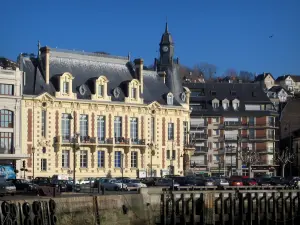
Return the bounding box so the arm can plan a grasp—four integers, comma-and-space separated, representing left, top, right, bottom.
19, 47, 182, 106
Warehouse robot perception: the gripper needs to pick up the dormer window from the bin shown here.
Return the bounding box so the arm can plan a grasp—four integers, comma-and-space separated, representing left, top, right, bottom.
63, 81, 69, 94
211, 91, 216, 96
212, 98, 219, 109
222, 99, 229, 110
167, 93, 174, 105
124, 79, 143, 104
98, 84, 104, 97
91, 75, 111, 101
55, 72, 75, 99
232, 99, 240, 110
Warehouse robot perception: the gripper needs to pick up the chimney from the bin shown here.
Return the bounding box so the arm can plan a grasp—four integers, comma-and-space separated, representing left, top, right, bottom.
134, 58, 144, 94
40, 46, 50, 84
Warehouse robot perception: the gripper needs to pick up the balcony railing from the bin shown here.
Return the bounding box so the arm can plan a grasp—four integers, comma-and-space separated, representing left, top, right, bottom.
98, 138, 114, 144
0, 148, 15, 154
190, 160, 207, 166
190, 122, 208, 128
224, 135, 238, 140
224, 121, 241, 127
131, 139, 146, 145
193, 133, 208, 140
80, 136, 96, 143
194, 146, 208, 154
115, 137, 130, 144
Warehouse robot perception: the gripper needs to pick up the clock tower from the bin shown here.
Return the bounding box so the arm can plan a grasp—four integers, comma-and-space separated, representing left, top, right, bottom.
158, 22, 174, 68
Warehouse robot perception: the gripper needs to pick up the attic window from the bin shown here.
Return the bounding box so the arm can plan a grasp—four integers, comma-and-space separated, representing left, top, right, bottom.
63, 81, 69, 94
131, 87, 137, 99
98, 84, 104, 97
167, 93, 174, 105
211, 91, 216, 96
231, 91, 236, 96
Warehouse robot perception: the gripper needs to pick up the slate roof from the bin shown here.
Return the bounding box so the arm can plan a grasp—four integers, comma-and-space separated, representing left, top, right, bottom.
19, 48, 181, 106
280, 98, 300, 139
186, 83, 278, 117
276, 75, 300, 82
254, 72, 274, 82
267, 85, 289, 94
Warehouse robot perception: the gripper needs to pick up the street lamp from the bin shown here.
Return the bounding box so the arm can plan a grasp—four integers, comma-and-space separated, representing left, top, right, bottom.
68, 114, 80, 191
147, 143, 157, 177
32, 147, 36, 180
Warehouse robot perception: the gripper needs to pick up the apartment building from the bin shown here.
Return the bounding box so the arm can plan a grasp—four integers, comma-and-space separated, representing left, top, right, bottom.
0, 62, 28, 177
186, 83, 279, 177
276, 75, 300, 94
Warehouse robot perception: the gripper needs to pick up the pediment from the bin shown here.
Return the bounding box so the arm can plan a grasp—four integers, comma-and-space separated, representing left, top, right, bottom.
35, 92, 55, 102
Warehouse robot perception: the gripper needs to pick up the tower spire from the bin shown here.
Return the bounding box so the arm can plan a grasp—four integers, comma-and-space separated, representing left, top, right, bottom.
165, 17, 168, 33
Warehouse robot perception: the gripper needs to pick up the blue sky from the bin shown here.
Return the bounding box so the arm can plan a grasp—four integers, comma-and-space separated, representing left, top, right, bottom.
1, 0, 300, 77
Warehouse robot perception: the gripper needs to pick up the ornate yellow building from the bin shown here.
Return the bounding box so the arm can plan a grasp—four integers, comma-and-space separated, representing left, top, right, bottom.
19, 24, 194, 179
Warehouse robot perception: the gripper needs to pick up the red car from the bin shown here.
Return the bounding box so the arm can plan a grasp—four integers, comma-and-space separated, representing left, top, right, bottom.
230, 179, 244, 186
242, 178, 257, 186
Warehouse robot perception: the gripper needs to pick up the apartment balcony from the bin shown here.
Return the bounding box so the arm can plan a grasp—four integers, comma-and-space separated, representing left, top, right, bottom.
193, 133, 208, 140
190, 122, 208, 129
248, 134, 279, 142
224, 135, 238, 142
256, 148, 274, 154
194, 146, 208, 155
223, 121, 241, 128
97, 138, 114, 145
115, 137, 130, 145
243, 122, 279, 129
131, 138, 146, 146
190, 160, 207, 167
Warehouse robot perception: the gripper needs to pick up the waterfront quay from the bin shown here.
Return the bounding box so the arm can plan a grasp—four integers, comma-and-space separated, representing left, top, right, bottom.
1, 186, 298, 225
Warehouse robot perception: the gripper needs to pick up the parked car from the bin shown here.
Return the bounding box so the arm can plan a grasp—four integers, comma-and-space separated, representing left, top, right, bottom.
125, 179, 147, 189
270, 176, 288, 186
141, 177, 160, 186
230, 179, 244, 186
102, 179, 128, 191
256, 177, 272, 186
214, 178, 230, 187
154, 178, 180, 188
0, 176, 16, 196
242, 178, 257, 186
8, 179, 38, 192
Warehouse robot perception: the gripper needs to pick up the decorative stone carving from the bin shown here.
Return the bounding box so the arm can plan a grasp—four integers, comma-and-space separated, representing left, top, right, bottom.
37, 138, 52, 147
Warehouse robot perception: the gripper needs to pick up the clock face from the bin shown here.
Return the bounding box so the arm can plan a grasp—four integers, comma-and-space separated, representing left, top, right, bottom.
162, 46, 169, 52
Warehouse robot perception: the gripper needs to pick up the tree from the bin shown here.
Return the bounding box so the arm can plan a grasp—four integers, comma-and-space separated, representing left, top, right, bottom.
223, 68, 238, 78
194, 62, 217, 81
238, 148, 260, 178
238, 70, 255, 82
275, 147, 294, 176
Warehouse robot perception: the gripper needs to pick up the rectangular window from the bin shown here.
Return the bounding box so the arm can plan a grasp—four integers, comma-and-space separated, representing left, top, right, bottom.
97, 151, 105, 168
114, 151, 122, 168
62, 81, 69, 93
151, 117, 155, 142
168, 123, 174, 140
268, 117, 274, 126
249, 129, 255, 138
80, 114, 88, 141
114, 117, 122, 142
97, 116, 105, 142
166, 150, 170, 159
172, 150, 176, 160
98, 84, 104, 97
130, 117, 138, 143
0, 132, 13, 154
212, 117, 219, 123
41, 110, 46, 137
0, 109, 13, 128
183, 121, 188, 144
248, 117, 255, 126
211, 91, 216, 96
41, 159, 47, 171
61, 114, 71, 141
62, 150, 70, 168
213, 103, 219, 108
80, 150, 88, 168
212, 142, 219, 149
213, 129, 220, 136
131, 87, 137, 99
131, 151, 138, 168
0, 84, 14, 95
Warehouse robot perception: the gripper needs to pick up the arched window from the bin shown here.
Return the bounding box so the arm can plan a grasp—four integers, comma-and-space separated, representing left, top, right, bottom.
0, 110, 13, 128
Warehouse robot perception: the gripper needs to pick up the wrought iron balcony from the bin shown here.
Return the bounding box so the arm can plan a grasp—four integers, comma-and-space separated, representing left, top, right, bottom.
115, 137, 130, 145
131, 139, 146, 145
98, 138, 114, 145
